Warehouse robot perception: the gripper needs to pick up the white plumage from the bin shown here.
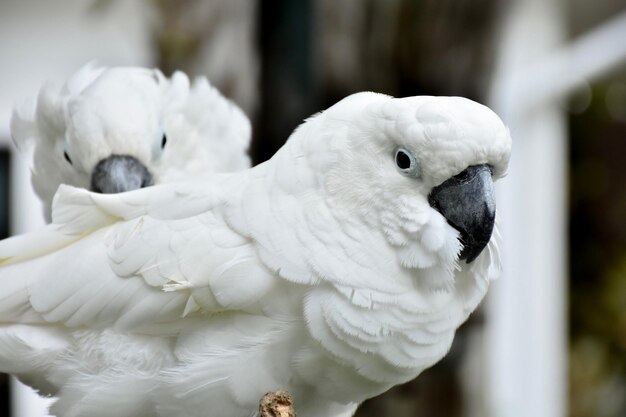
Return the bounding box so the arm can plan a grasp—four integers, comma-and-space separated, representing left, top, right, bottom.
0, 92, 511, 417
11, 63, 251, 221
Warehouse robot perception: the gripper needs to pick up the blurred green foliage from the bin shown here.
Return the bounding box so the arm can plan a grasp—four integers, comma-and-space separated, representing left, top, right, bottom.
569, 82, 626, 417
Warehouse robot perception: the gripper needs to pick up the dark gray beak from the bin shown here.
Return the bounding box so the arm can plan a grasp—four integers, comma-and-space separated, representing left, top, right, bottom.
428, 164, 495, 263
90, 155, 154, 194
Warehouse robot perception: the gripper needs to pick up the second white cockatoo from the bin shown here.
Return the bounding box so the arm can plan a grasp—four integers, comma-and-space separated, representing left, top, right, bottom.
11, 64, 251, 221
0, 92, 511, 417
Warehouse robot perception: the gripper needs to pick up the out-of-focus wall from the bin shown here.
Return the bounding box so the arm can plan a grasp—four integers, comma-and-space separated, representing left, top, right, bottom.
0, 0, 154, 141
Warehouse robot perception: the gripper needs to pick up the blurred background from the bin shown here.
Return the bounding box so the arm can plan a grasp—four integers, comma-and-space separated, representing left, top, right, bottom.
0, 0, 625, 416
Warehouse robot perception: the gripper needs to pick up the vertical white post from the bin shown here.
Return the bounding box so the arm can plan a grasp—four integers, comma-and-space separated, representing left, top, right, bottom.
487, 107, 568, 417
486, 1, 567, 417
8, 149, 50, 417
485, 3, 626, 417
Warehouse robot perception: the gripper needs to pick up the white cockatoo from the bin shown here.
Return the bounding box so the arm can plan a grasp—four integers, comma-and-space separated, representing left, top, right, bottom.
10, 64, 251, 221
0, 92, 511, 417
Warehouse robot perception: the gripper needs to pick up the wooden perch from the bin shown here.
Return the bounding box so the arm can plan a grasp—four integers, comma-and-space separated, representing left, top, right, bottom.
259, 390, 296, 417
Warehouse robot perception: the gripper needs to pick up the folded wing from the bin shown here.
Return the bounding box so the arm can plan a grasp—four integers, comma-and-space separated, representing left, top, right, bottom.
0, 176, 278, 335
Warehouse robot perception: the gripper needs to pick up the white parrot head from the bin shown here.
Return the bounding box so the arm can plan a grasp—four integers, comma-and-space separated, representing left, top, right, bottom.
63, 67, 164, 193
300, 92, 511, 284
10, 65, 168, 211
11, 64, 251, 220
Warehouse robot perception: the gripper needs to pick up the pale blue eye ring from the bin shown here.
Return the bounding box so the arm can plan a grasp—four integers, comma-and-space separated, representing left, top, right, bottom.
394, 147, 419, 177
152, 128, 167, 160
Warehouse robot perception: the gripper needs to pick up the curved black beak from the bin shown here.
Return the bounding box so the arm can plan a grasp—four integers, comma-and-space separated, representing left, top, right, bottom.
428, 164, 495, 263
90, 155, 154, 194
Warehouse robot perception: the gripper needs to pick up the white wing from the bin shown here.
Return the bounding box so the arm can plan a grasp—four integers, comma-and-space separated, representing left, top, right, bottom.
0, 176, 277, 334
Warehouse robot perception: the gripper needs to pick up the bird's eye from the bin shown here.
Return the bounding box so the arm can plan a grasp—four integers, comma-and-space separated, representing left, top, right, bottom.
64, 151, 73, 165
394, 147, 419, 176
161, 133, 167, 149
